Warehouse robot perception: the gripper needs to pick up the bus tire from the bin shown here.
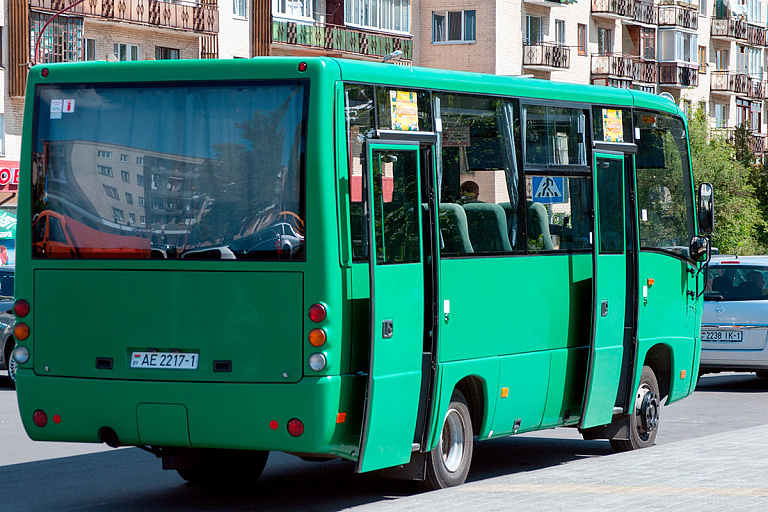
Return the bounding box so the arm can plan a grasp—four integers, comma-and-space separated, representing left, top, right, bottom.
176, 450, 269, 486
421, 390, 473, 490
610, 365, 660, 452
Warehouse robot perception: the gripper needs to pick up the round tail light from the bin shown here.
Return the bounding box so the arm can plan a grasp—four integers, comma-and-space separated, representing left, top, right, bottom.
308, 303, 327, 323
33, 409, 48, 427
308, 328, 327, 347
14, 300, 30, 317
13, 323, 30, 341
287, 418, 304, 437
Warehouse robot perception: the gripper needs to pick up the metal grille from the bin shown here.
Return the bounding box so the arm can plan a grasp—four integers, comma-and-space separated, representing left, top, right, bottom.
30, 13, 84, 64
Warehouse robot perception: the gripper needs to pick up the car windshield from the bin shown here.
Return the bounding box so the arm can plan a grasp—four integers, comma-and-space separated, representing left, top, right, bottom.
705, 265, 768, 301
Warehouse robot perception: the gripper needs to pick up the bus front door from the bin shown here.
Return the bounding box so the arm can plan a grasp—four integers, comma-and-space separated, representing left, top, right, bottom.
357, 142, 425, 473
581, 152, 628, 428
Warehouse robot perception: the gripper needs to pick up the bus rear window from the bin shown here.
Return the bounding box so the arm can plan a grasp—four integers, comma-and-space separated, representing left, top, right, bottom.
31, 81, 307, 260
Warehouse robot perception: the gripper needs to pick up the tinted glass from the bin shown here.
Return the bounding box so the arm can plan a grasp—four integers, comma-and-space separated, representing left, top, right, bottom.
32, 81, 307, 260
706, 265, 768, 301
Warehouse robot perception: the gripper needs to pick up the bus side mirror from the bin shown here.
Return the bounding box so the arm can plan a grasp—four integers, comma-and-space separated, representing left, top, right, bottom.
689, 236, 710, 263
698, 182, 714, 234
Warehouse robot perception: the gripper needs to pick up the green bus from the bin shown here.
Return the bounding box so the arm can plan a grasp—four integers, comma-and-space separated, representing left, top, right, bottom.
13, 57, 713, 489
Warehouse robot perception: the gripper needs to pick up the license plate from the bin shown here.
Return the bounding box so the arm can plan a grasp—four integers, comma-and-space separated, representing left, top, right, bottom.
131, 351, 199, 369
701, 330, 743, 342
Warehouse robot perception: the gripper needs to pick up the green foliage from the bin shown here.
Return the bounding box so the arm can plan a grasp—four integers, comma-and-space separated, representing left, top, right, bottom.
688, 108, 765, 255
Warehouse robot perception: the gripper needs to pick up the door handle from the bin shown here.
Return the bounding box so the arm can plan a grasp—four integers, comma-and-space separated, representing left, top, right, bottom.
601, 300, 609, 317
382, 319, 393, 339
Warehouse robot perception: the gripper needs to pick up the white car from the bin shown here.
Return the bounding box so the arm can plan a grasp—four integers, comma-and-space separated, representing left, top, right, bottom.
701, 255, 768, 377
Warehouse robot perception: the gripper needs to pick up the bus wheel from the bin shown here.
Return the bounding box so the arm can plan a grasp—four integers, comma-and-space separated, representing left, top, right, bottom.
175, 450, 269, 486
610, 365, 660, 452
421, 390, 473, 490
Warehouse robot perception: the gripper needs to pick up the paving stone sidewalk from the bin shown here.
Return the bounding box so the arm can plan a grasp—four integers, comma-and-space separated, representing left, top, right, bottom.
353, 424, 768, 511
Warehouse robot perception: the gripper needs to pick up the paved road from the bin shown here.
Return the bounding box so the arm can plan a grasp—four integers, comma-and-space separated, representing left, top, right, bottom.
0, 372, 766, 511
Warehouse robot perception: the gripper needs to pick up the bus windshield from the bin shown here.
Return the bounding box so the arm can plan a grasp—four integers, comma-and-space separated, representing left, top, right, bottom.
31, 81, 307, 260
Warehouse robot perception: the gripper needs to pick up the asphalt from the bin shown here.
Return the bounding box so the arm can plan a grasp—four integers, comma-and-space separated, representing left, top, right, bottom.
354, 424, 768, 511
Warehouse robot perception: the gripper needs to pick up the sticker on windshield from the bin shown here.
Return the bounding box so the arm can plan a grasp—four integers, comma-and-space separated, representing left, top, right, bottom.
63, 99, 75, 114
50, 99, 63, 119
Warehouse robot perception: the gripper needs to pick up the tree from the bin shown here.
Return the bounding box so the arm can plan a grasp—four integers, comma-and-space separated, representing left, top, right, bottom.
688, 108, 765, 255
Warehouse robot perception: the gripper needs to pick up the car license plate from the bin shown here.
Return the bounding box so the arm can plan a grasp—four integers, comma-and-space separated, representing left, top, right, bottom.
131, 352, 199, 369
701, 330, 743, 342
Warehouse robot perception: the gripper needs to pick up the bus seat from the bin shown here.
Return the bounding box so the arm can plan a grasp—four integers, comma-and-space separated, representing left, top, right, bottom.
462, 203, 513, 253
527, 201, 554, 251
438, 203, 473, 255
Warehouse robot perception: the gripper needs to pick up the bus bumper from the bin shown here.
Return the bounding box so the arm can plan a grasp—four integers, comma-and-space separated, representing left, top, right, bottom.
15, 371, 365, 460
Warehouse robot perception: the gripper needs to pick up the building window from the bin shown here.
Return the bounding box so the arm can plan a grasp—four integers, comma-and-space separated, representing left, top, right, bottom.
433, 10, 476, 43
112, 208, 125, 221
97, 165, 113, 177
714, 103, 728, 128
598, 28, 613, 55
137, 174, 144, 186
715, 49, 728, 71
129, 213, 136, 223
272, 0, 314, 19
30, 14, 83, 64
156, 47, 180, 60
84, 38, 96, 61
121, 170, 130, 182
658, 30, 697, 63
235, 0, 248, 18
641, 28, 655, 60
749, 47, 762, 78
526, 16, 542, 43
103, 185, 119, 199
97, 150, 112, 159
555, 20, 565, 46
140, 215, 146, 224
114, 43, 139, 61
0, 115, 5, 157
347, 0, 410, 32
125, 192, 134, 205
139, 196, 145, 207
699, 46, 707, 73
578, 24, 587, 55
700, 0, 707, 16
136, 157, 144, 166
120, 154, 128, 162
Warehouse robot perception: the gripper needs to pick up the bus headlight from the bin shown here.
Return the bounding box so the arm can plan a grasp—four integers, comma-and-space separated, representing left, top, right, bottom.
13, 346, 30, 364
308, 353, 326, 372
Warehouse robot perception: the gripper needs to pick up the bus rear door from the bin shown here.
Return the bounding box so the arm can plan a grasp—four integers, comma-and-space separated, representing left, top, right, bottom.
582, 152, 628, 428
357, 142, 425, 472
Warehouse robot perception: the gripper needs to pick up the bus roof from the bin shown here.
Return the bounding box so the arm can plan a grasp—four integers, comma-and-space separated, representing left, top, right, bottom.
27, 57, 684, 118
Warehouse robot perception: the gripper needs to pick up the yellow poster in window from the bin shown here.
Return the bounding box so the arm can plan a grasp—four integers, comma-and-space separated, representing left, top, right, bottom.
390, 91, 419, 131
602, 108, 624, 142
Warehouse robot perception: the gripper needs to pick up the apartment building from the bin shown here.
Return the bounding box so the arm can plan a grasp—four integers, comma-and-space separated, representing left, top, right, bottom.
420, 0, 768, 157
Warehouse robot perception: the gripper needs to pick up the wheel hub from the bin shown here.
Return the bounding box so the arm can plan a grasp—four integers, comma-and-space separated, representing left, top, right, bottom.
638, 388, 659, 433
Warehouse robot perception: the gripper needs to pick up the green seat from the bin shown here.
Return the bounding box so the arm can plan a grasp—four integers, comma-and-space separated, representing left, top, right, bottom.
462, 202, 513, 253
438, 203, 473, 255
527, 201, 554, 251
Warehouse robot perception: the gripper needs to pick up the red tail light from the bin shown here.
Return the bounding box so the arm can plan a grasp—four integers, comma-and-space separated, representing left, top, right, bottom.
308, 303, 327, 323
14, 300, 30, 317
287, 418, 304, 437
33, 410, 48, 427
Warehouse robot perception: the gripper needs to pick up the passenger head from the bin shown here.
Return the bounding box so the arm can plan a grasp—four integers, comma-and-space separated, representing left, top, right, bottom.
460, 181, 480, 203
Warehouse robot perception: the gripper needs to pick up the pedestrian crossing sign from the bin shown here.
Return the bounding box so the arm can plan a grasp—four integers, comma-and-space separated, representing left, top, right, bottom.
532, 176, 565, 204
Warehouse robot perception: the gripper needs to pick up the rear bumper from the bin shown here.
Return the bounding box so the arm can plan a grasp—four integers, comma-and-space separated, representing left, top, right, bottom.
700, 346, 768, 373
16, 371, 364, 460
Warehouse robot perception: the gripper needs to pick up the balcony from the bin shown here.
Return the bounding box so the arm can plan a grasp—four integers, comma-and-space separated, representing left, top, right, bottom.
715, 128, 767, 153
636, 59, 658, 84
272, 20, 412, 62
658, 6, 698, 30
29, 0, 218, 34
592, 0, 635, 18
748, 77, 768, 99
711, 17, 748, 41
710, 71, 749, 95
591, 53, 639, 80
633, 1, 658, 24
658, 62, 698, 87
523, 42, 571, 71
747, 24, 768, 47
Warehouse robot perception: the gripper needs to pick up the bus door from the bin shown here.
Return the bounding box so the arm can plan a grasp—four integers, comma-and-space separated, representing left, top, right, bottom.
358, 141, 426, 473
581, 152, 628, 428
